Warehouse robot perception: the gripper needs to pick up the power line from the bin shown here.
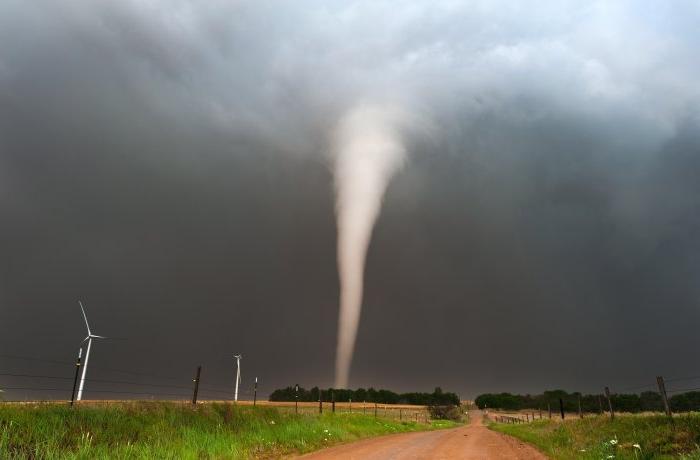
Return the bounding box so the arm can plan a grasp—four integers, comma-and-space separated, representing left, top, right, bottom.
0, 372, 234, 395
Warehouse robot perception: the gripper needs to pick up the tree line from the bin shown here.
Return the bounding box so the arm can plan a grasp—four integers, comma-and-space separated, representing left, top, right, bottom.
475, 389, 700, 413
269, 386, 460, 406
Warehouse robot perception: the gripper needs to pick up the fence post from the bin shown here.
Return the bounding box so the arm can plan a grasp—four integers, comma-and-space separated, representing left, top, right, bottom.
548, 402, 552, 419
578, 395, 583, 419
400, 409, 402, 421
559, 398, 565, 420
319, 390, 323, 414
253, 377, 258, 406
374, 402, 378, 418
349, 398, 352, 413
191, 366, 201, 405
363, 400, 366, 414
70, 348, 82, 407
295, 384, 299, 414
657, 376, 672, 418
604, 387, 614, 419
331, 390, 335, 413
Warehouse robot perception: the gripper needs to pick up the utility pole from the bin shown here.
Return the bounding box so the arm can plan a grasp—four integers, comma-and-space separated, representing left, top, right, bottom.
192, 366, 201, 405
70, 348, 82, 406
604, 387, 614, 419
253, 377, 258, 406
657, 376, 672, 418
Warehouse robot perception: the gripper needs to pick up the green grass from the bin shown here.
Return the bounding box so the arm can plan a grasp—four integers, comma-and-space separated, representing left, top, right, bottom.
490, 414, 700, 459
0, 402, 458, 459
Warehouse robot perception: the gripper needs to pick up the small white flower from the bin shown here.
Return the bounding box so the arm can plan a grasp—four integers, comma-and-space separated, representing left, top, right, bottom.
609, 439, 618, 445
633, 444, 641, 450
607, 455, 615, 459
270, 420, 276, 425
579, 449, 586, 452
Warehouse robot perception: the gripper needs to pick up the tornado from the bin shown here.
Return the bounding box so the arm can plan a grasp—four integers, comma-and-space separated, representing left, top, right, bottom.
333, 103, 406, 388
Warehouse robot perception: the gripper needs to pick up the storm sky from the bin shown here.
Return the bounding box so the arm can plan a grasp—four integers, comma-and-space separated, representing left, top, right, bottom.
1, 0, 700, 400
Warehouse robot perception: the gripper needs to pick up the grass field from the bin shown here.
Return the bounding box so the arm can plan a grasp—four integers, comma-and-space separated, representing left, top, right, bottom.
490, 414, 700, 459
0, 401, 458, 459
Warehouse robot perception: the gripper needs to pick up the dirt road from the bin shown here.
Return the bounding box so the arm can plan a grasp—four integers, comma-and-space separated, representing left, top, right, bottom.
296, 411, 547, 460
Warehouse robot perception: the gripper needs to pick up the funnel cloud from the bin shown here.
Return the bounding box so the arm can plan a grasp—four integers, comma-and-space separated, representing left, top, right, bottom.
333, 104, 408, 388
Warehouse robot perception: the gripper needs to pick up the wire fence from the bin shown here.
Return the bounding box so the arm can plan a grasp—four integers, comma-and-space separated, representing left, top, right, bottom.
486, 372, 700, 424
0, 353, 431, 422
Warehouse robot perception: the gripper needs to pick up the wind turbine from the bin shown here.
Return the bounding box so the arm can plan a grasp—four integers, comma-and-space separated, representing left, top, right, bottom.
233, 354, 242, 402
76, 300, 107, 401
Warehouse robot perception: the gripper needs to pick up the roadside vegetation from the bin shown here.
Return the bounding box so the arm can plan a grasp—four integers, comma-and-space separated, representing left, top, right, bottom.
491, 413, 700, 459
0, 401, 458, 459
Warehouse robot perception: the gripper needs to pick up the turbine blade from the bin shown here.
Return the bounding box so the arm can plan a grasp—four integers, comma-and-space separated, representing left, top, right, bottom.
91, 335, 108, 339
82, 335, 91, 343
78, 300, 91, 335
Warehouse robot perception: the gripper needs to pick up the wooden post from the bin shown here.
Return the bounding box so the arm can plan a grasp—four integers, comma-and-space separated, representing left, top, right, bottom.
604, 387, 614, 419
657, 376, 672, 418
349, 398, 352, 413
578, 395, 583, 418
70, 348, 82, 407
295, 384, 299, 414
363, 401, 366, 414
253, 377, 258, 406
559, 398, 565, 420
331, 390, 335, 413
400, 409, 402, 421
538, 408, 542, 419
548, 402, 552, 419
374, 402, 378, 418
191, 366, 201, 405
319, 390, 323, 414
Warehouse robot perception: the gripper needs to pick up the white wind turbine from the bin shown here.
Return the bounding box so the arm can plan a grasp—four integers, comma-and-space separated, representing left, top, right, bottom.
233, 354, 242, 402
76, 300, 107, 401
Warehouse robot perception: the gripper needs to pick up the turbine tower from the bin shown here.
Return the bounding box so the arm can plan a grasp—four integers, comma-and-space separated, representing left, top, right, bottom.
76, 300, 107, 401
233, 354, 242, 402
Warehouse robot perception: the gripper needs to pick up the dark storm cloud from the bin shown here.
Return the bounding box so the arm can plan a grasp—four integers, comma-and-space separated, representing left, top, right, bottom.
1, 0, 699, 399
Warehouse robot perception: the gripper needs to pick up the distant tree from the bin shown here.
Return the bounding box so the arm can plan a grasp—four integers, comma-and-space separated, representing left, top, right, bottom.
670, 391, 700, 412
640, 391, 663, 412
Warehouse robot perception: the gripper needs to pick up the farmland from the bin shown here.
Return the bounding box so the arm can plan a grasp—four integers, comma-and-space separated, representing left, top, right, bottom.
0, 401, 457, 459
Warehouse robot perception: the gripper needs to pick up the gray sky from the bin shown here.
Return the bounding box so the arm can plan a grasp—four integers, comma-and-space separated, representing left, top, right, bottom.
1, 0, 700, 400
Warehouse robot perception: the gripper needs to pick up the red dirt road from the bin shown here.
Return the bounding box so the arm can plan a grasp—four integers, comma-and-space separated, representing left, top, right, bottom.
296, 411, 547, 459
